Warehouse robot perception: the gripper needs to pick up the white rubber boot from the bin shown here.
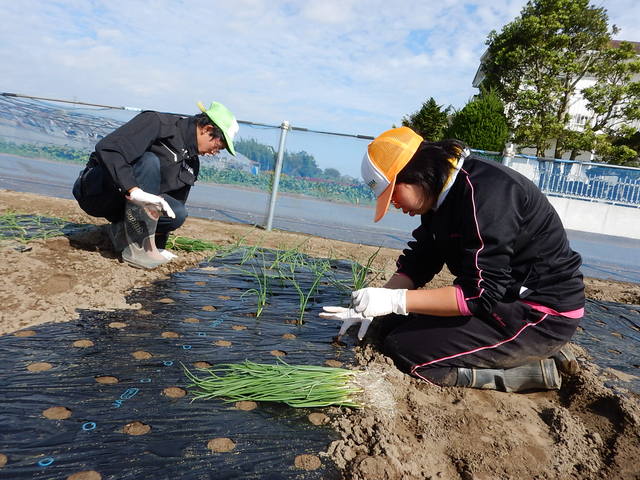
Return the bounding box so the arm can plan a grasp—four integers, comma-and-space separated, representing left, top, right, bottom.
121, 202, 170, 269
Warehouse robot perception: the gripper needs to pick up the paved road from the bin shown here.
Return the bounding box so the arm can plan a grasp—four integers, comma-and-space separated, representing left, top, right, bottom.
1, 154, 639, 284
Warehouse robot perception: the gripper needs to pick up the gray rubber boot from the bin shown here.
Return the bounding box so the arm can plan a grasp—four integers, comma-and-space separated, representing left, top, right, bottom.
456, 359, 561, 393
120, 202, 170, 269
551, 344, 579, 375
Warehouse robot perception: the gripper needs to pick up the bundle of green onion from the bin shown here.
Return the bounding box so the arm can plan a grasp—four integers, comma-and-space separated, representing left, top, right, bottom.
166, 235, 219, 252
184, 360, 362, 408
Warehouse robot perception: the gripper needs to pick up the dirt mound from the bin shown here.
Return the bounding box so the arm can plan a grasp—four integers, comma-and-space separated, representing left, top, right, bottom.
327, 345, 640, 480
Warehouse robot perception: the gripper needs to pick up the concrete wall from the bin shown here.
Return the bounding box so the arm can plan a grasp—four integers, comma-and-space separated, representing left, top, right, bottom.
547, 196, 640, 239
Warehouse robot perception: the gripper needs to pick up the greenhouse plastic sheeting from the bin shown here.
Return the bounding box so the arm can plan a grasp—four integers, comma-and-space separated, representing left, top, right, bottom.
0, 250, 358, 480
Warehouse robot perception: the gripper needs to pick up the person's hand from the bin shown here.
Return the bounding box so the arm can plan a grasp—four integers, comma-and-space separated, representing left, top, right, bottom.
127, 188, 176, 218
319, 306, 373, 340
351, 287, 408, 318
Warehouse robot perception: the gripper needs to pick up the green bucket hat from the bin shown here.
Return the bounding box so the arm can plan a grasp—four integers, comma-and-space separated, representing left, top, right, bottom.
197, 101, 239, 155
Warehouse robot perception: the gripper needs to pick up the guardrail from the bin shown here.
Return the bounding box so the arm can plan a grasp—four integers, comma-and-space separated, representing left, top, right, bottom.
502, 154, 640, 208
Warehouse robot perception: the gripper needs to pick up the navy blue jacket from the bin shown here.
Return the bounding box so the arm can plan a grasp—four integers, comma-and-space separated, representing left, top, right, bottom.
396, 155, 584, 321
87, 111, 200, 202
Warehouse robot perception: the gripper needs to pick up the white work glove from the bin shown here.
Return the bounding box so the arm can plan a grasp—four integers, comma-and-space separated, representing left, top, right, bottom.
319, 306, 374, 341
351, 288, 408, 318
127, 188, 176, 219
158, 249, 178, 261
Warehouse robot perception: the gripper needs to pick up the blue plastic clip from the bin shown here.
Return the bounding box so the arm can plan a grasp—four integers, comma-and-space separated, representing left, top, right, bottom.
163, 360, 174, 366
82, 422, 97, 431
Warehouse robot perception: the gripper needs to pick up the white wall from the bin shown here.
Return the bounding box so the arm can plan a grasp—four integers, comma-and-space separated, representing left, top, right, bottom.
548, 196, 640, 239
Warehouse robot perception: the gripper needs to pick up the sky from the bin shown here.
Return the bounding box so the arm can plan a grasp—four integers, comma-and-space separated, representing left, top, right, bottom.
2, 0, 640, 177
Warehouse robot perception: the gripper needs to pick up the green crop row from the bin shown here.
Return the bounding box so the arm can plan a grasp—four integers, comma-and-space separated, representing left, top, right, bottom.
198, 166, 375, 205
0, 138, 89, 164
0, 138, 375, 205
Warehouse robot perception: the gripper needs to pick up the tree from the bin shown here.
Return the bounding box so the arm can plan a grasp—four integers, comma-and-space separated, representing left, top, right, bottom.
444, 89, 509, 152
283, 150, 322, 178
576, 41, 640, 164
322, 168, 341, 180
235, 138, 326, 177
401, 97, 451, 141
235, 138, 276, 171
593, 126, 640, 166
481, 0, 613, 157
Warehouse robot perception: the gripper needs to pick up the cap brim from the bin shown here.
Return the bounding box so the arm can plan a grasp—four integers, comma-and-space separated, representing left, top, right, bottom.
222, 133, 236, 156
374, 179, 396, 222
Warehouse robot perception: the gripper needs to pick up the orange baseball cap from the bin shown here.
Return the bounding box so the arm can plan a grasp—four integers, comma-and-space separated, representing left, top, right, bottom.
361, 127, 424, 222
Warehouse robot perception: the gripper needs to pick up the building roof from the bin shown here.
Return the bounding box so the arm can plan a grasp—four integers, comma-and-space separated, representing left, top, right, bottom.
609, 40, 640, 53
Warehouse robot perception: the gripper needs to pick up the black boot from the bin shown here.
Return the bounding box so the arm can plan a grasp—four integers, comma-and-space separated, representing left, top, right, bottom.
106, 221, 127, 253
456, 359, 561, 393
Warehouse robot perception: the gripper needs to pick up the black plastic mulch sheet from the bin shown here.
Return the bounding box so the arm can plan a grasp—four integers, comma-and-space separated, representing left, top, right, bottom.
0, 249, 358, 480
573, 299, 640, 394
0, 214, 93, 242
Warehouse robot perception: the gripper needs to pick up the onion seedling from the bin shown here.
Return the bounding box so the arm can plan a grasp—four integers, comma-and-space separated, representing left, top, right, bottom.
184, 359, 362, 408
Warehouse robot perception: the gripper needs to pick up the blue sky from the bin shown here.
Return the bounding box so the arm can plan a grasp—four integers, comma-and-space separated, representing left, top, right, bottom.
2, 0, 639, 177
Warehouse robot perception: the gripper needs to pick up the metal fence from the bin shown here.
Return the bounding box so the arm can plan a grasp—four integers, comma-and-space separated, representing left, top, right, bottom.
1, 93, 639, 235
502, 153, 640, 208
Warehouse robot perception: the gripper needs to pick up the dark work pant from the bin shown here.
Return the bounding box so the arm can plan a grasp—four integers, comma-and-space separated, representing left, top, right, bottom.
376, 301, 580, 386
73, 152, 187, 239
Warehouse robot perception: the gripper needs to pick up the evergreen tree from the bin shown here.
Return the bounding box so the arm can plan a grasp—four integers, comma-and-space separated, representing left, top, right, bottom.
323, 168, 341, 180
481, 0, 613, 157
235, 138, 276, 171
401, 97, 451, 141
445, 90, 509, 152
283, 150, 322, 178
234, 138, 325, 177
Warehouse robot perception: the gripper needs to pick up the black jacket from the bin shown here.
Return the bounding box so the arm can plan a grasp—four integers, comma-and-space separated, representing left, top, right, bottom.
86, 111, 200, 203
396, 155, 584, 320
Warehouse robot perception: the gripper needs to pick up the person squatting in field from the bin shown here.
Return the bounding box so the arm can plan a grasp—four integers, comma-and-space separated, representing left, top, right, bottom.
73, 101, 238, 269
322, 127, 584, 392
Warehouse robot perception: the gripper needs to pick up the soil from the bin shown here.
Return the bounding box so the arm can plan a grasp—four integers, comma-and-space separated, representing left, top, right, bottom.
42, 406, 72, 420
207, 438, 236, 453
1, 189, 640, 479
294, 454, 322, 471
66, 471, 102, 480
122, 421, 151, 436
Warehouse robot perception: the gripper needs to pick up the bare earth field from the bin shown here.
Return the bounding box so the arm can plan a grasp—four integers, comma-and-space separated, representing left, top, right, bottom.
1, 189, 639, 480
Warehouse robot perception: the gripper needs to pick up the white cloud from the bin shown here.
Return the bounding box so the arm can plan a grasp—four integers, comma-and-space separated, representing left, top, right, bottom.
300, 1, 358, 24
1, 0, 639, 175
